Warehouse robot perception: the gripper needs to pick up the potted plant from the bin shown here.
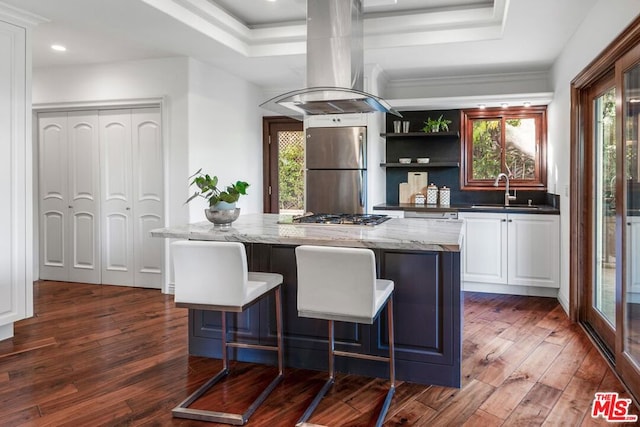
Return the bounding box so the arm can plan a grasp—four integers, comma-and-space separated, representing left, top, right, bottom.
185, 168, 249, 210
422, 115, 452, 133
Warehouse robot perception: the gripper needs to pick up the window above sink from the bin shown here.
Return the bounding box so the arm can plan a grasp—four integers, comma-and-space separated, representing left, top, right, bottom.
460, 106, 548, 191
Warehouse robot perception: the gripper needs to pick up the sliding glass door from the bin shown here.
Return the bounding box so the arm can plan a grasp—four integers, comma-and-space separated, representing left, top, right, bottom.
586, 76, 617, 353
573, 16, 640, 405
618, 45, 640, 394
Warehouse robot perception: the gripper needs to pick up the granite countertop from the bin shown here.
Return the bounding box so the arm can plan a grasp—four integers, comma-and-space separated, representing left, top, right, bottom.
374, 203, 560, 214
151, 213, 464, 252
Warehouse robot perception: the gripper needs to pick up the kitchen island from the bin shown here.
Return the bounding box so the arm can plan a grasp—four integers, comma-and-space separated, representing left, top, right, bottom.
152, 213, 463, 387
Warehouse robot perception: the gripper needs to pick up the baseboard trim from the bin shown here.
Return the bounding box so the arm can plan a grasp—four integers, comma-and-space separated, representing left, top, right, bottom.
462, 281, 559, 298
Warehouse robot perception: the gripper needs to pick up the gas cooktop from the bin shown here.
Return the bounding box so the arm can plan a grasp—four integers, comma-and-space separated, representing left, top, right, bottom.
291, 213, 391, 226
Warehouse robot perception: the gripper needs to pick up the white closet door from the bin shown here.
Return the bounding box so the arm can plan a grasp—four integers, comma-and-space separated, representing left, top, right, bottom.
67, 112, 101, 283
39, 113, 69, 281
131, 108, 163, 288
100, 110, 134, 286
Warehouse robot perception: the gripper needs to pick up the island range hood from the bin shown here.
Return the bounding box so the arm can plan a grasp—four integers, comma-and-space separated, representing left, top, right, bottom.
260, 0, 401, 119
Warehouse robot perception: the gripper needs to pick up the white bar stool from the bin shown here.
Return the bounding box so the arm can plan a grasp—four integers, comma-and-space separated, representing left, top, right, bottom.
294, 245, 395, 427
171, 240, 284, 425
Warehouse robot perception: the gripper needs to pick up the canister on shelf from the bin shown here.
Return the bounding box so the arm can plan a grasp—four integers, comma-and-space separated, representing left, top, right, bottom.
414, 193, 425, 205
426, 183, 438, 205
439, 186, 450, 206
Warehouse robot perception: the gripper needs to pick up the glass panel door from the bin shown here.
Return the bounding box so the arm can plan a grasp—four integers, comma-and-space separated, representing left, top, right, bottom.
276, 129, 305, 215
594, 87, 617, 327
585, 75, 616, 353
624, 63, 640, 366
263, 118, 304, 213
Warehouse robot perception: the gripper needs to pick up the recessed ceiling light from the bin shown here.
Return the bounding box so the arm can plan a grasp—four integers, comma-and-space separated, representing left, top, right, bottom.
501, 103, 509, 108
265, 0, 277, 2
51, 44, 67, 52
523, 102, 531, 107
478, 104, 486, 109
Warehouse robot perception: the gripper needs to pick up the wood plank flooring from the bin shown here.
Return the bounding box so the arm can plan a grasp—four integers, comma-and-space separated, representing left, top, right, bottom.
0, 281, 636, 426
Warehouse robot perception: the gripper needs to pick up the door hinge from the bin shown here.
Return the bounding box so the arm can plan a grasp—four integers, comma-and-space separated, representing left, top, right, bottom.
268, 185, 272, 195
268, 135, 271, 145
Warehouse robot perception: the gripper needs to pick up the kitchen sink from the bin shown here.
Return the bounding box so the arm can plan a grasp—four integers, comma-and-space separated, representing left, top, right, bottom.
471, 204, 539, 210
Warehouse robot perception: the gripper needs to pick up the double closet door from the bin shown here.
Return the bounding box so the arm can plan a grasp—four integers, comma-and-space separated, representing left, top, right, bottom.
38, 108, 164, 288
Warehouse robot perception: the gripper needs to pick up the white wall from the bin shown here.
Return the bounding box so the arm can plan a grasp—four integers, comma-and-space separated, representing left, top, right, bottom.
32, 56, 265, 292
549, 1, 640, 312
186, 58, 264, 220
33, 57, 191, 231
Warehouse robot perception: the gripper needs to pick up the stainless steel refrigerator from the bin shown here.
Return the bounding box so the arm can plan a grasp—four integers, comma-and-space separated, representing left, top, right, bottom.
305, 126, 366, 214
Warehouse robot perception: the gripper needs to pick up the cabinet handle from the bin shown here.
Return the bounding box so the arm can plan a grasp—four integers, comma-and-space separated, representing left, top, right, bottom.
508, 219, 513, 223
501, 219, 506, 222
126, 207, 131, 211
68, 205, 73, 209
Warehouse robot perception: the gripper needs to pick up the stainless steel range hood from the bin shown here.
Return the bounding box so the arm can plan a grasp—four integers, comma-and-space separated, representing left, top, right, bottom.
260, 0, 401, 119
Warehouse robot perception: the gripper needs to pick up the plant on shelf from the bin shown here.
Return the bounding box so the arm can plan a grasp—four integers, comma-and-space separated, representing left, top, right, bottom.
185, 168, 249, 210
423, 115, 452, 133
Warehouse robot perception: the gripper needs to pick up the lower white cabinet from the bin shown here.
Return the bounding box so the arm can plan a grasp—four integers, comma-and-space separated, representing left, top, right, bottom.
459, 212, 560, 291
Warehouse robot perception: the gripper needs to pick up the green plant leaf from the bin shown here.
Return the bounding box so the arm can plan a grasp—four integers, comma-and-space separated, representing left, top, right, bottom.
185, 169, 249, 206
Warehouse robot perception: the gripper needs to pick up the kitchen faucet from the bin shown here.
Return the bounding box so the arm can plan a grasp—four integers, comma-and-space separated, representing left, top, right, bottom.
494, 173, 517, 206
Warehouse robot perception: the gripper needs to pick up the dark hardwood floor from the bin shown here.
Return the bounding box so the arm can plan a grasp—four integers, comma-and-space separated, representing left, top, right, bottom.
0, 281, 636, 426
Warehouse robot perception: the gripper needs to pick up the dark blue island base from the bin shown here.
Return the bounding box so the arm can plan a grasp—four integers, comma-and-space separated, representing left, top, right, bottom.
188, 243, 462, 388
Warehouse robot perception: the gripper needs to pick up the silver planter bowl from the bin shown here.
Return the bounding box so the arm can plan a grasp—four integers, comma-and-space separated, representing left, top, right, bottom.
204, 208, 240, 230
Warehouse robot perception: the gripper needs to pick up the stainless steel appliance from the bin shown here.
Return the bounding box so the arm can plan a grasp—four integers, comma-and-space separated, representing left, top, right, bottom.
305, 126, 366, 214
292, 213, 390, 226
404, 211, 459, 220
260, 0, 400, 119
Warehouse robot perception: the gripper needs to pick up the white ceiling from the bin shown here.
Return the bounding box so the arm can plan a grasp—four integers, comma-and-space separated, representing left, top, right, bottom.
1, 0, 599, 93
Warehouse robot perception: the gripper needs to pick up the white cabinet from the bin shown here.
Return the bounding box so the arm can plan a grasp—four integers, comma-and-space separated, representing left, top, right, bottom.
38, 108, 164, 289
0, 18, 30, 340
460, 212, 508, 284
305, 113, 368, 128
39, 111, 101, 284
507, 214, 560, 288
459, 212, 560, 292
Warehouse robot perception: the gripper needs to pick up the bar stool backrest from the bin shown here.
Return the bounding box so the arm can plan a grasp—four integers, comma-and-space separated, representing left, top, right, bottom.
296, 245, 377, 321
172, 241, 248, 307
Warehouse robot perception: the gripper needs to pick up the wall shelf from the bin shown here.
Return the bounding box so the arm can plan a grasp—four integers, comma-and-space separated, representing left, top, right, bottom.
380, 131, 459, 138
380, 161, 460, 168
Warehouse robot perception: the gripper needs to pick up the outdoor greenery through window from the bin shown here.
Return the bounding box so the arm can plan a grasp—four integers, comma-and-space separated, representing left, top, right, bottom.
461, 106, 547, 190
277, 130, 305, 214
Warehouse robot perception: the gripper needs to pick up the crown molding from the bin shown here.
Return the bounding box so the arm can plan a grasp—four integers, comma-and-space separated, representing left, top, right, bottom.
0, 1, 48, 27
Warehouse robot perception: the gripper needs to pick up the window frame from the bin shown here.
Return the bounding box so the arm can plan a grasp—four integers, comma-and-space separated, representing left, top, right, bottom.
460, 106, 547, 190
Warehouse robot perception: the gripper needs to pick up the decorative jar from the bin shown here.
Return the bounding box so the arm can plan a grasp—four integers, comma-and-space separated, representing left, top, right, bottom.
426, 183, 438, 205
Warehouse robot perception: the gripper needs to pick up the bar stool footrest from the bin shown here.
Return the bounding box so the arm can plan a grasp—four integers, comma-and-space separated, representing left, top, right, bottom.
376, 385, 396, 427
296, 377, 335, 426
172, 369, 284, 425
